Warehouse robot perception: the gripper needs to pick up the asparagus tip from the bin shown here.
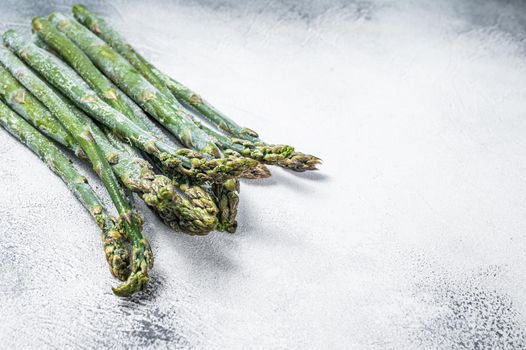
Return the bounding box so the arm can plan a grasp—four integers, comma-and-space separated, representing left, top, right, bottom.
112, 271, 149, 297
214, 179, 239, 233
165, 150, 258, 183
102, 227, 130, 281
2, 29, 16, 43
206, 155, 259, 182
177, 183, 219, 235
142, 176, 219, 235
31, 17, 43, 33
278, 152, 321, 172
243, 162, 272, 179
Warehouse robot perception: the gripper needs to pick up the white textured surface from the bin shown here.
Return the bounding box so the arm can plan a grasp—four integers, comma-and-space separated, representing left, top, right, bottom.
1, 0, 526, 348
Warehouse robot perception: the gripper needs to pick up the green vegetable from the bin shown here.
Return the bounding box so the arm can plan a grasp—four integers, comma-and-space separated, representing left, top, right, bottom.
19, 26, 227, 233
3, 29, 258, 183
192, 117, 289, 173
72, 4, 255, 141
0, 41, 152, 296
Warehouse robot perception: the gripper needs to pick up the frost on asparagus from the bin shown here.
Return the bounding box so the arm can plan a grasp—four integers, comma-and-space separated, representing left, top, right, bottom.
31, 17, 220, 233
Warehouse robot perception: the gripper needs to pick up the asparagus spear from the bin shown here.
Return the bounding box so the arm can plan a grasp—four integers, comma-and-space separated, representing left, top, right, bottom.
51, 11, 272, 178
0, 41, 152, 296
74, 111, 219, 235
71, 4, 320, 171
0, 100, 130, 283
0, 46, 218, 235
3, 30, 257, 183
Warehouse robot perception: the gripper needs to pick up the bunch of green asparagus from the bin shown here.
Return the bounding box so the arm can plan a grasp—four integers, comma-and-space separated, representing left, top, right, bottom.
0, 4, 320, 296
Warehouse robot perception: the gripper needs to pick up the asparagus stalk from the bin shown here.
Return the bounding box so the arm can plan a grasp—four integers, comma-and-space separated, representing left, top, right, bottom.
75, 110, 219, 235
3, 30, 257, 183
71, 4, 320, 171
0, 46, 218, 235
48, 13, 220, 156
35, 19, 268, 181
0, 41, 152, 296
0, 100, 130, 283
72, 4, 173, 99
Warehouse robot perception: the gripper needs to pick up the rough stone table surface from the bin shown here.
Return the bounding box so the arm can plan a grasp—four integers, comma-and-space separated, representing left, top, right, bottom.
1, 0, 526, 349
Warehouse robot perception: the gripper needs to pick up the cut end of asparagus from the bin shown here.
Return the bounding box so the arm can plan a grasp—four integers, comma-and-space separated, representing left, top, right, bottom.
112, 271, 149, 297
277, 152, 321, 172
142, 175, 218, 235
102, 226, 130, 281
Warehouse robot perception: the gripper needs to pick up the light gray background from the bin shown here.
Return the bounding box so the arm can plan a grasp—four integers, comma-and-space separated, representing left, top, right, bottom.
1, 0, 526, 348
